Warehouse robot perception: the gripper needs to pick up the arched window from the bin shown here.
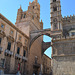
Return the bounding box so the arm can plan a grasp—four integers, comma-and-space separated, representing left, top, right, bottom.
7, 42, 11, 51
53, 7, 57, 11
17, 47, 20, 54
0, 38, 2, 44
24, 14, 26, 18
21, 14, 23, 19
53, 0, 56, 2
32, 16, 34, 20
33, 6, 34, 9
23, 50, 26, 57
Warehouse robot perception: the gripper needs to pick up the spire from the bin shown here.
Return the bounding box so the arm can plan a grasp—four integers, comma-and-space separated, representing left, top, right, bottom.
20, 5, 22, 9
41, 19, 42, 23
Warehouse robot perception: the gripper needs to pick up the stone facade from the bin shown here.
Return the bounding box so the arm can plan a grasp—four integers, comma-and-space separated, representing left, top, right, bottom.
42, 54, 51, 75
50, 0, 75, 75
0, 13, 29, 74
0, 0, 44, 75
15, 0, 43, 75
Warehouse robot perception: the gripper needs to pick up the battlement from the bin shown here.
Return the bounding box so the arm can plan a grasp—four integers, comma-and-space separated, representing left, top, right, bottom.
62, 14, 75, 20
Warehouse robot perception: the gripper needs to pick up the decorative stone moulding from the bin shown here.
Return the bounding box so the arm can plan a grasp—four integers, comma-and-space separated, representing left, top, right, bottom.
5, 49, 13, 56
0, 29, 6, 38
7, 35, 14, 42
17, 41, 22, 47
23, 46, 28, 50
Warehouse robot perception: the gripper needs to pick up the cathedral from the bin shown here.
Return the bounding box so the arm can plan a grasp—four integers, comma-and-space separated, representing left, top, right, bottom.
0, 0, 75, 75
50, 0, 75, 75
0, 0, 51, 75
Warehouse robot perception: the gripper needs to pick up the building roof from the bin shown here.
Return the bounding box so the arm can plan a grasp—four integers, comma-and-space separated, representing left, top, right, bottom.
0, 13, 29, 39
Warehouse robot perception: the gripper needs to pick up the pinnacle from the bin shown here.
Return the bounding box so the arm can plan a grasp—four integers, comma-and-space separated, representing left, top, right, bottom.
34, 0, 38, 2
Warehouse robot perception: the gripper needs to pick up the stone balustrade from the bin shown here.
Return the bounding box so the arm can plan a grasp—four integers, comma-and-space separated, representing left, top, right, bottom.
22, 56, 27, 61
15, 54, 22, 59
5, 49, 13, 56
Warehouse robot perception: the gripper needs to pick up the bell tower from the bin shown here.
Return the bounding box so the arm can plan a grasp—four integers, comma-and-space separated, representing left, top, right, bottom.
28, 0, 40, 21
50, 0, 62, 31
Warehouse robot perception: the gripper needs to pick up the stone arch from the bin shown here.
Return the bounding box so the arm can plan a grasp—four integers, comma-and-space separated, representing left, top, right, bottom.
29, 33, 51, 49
42, 41, 51, 55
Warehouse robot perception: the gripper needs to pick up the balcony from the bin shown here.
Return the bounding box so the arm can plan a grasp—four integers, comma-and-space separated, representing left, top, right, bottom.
22, 56, 27, 61
5, 49, 13, 56
33, 63, 40, 68
15, 54, 22, 59
0, 47, 3, 52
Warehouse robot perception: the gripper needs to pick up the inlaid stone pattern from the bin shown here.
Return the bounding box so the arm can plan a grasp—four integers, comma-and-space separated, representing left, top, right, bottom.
53, 40, 75, 55
52, 56, 75, 75
52, 40, 75, 75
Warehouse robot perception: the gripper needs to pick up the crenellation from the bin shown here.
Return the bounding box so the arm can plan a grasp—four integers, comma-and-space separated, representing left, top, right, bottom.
63, 14, 75, 21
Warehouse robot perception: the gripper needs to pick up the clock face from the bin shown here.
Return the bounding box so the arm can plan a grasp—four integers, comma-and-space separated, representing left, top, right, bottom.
53, 18, 58, 29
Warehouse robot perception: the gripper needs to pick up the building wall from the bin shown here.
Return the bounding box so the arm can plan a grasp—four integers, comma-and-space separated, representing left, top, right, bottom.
26, 37, 42, 75
15, 0, 43, 75
52, 39, 75, 75
0, 14, 29, 74
50, 0, 75, 75
42, 54, 51, 75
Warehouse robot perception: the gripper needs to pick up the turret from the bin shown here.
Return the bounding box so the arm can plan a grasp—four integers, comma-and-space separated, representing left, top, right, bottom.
16, 5, 23, 23
28, 0, 40, 21
40, 19, 43, 29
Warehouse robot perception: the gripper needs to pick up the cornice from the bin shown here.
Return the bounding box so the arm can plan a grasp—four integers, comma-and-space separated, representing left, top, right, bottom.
0, 13, 29, 39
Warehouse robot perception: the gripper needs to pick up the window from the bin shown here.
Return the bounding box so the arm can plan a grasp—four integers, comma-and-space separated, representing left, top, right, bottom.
53, 0, 56, 2
21, 14, 23, 19
24, 14, 26, 18
10, 30, 13, 35
23, 50, 26, 57
19, 36, 21, 41
71, 32, 75, 36
33, 6, 34, 9
1, 24, 4, 28
25, 39, 27, 45
0, 38, 2, 44
32, 16, 34, 20
17, 47, 20, 54
7, 42, 11, 51
53, 7, 57, 11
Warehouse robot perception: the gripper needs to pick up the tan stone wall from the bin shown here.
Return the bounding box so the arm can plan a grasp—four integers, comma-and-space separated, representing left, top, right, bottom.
42, 54, 51, 75
0, 16, 29, 74
52, 56, 75, 75
52, 39, 75, 75
27, 36, 43, 75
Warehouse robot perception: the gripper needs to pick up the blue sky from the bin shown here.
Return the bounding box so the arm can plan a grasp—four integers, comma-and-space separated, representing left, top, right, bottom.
0, 0, 75, 58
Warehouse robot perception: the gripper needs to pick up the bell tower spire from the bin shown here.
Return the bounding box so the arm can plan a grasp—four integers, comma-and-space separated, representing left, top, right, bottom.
50, 0, 62, 31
